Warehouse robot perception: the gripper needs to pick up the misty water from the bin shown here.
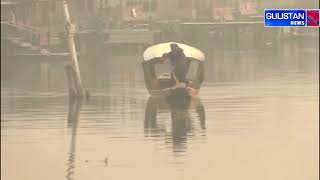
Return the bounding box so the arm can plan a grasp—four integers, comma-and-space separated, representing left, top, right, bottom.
1, 40, 319, 180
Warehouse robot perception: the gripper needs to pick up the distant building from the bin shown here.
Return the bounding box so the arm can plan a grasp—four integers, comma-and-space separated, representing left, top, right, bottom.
0, 0, 103, 48
154, 0, 318, 21
0, 0, 105, 30
154, 0, 231, 21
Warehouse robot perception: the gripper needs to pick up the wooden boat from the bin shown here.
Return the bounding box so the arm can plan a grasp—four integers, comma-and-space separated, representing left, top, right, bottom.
142, 42, 205, 98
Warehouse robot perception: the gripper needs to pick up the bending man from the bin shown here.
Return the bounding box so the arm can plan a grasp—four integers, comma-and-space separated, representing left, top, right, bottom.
162, 43, 189, 83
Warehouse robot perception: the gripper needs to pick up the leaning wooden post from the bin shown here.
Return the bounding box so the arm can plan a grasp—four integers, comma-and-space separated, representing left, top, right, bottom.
65, 65, 77, 97
63, 0, 84, 97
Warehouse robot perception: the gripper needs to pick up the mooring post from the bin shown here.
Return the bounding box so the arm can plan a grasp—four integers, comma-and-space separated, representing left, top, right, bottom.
62, 0, 85, 98
65, 65, 77, 97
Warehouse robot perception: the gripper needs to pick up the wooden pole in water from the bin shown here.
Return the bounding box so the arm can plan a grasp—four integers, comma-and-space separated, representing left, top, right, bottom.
65, 64, 77, 97
62, 0, 84, 98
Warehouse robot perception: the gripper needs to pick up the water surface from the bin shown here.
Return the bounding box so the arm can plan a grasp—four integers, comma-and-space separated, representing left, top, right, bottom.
1, 42, 319, 180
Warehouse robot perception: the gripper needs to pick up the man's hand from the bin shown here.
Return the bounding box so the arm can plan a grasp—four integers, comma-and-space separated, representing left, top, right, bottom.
162, 52, 169, 58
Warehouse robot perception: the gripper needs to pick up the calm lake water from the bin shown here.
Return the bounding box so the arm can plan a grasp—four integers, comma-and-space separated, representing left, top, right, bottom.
1, 41, 319, 180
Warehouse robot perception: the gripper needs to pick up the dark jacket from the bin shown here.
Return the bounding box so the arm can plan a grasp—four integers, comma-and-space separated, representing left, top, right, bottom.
163, 47, 189, 82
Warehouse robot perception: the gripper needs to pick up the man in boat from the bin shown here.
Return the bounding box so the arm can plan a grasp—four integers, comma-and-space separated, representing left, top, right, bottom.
162, 43, 189, 84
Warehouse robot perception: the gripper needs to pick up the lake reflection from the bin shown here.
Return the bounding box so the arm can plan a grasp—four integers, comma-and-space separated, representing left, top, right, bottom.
144, 97, 206, 154
66, 98, 83, 180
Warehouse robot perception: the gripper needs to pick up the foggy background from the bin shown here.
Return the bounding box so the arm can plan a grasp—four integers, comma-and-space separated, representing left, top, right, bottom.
1, 0, 319, 180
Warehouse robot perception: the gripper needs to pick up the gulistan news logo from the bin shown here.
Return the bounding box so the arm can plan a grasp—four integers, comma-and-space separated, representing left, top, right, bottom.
264, 9, 320, 27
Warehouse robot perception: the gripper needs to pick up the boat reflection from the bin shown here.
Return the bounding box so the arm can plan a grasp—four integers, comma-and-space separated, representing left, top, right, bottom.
144, 97, 206, 154
66, 98, 83, 180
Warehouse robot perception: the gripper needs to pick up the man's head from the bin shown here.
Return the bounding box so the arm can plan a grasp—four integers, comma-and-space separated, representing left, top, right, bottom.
170, 43, 179, 52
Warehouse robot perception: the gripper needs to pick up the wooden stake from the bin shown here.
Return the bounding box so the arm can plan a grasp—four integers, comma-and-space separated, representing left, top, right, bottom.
65, 65, 77, 98
63, 0, 84, 97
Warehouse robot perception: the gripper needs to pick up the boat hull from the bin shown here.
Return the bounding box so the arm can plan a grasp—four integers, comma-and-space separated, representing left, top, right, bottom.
148, 87, 199, 98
